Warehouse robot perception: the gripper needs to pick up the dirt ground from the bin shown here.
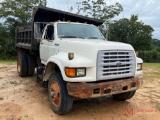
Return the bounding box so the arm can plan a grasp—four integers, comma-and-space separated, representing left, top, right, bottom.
0, 63, 160, 120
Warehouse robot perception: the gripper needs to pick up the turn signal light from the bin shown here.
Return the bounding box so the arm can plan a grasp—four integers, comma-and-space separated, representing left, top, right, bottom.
65, 68, 76, 77
65, 67, 86, 77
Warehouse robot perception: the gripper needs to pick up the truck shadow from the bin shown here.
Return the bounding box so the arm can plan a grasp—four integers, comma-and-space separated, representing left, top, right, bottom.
70, 97, 133, 116
23, 76, 136, 118
39, 86, 135, 117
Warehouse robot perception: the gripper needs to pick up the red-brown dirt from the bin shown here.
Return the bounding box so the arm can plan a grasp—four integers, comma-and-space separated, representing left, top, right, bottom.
0, 63, 160, 120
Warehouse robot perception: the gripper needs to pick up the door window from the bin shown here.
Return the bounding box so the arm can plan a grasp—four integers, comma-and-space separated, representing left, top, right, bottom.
44, 25, 54, 40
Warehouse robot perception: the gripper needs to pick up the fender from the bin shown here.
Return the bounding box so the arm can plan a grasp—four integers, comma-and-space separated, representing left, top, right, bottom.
43, 52, 95, 81
135, 57, 143, 76
43, 53, 66, 81
136, 57, 143, 63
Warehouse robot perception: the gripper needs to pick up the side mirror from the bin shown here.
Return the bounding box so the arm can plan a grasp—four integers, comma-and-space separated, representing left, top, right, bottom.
34, 23, 43, 40
136, 52, 139, 57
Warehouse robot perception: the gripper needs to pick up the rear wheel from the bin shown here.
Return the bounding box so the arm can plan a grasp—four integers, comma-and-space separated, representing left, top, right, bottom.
27, 54, 35, 76
17, 53, 28, 77
112, 90, 136, 101
48, 72, 73, 115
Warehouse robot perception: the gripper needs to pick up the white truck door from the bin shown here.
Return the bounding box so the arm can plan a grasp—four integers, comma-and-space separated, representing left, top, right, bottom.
40, 25, 59, 64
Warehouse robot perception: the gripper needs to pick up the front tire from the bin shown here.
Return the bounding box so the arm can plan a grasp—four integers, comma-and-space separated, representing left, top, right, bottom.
48, 72, 73, 115
112, 90, 136, 101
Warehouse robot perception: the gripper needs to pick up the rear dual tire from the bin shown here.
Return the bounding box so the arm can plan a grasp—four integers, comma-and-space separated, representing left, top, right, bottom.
17, 53, 35, 77
17, 54, 28, 77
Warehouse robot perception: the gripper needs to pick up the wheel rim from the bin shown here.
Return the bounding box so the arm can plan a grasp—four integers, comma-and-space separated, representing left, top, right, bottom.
17, 58, 21, 73
49, 81, 60, 106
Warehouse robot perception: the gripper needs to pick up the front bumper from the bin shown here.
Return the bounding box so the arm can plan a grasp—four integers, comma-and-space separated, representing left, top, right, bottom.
67, 76, 143, 99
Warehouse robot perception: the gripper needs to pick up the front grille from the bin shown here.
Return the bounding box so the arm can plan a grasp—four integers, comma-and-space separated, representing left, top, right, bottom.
97, 50, 136, 81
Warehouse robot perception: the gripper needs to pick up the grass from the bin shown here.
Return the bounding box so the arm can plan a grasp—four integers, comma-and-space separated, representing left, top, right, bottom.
10, 81, 18, 85
150, 100, 155, 105
153, 94, 160, 99
156, 103, 160, 111
143, 63, 160, 111
143, 63, 160, 80
144, 63, 160, 68
150, 100, 160, 111
0, 97, 4, 100
0, 60, 16, 64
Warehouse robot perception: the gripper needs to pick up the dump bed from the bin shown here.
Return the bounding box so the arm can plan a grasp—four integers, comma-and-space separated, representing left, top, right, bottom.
15, 6, 103, 51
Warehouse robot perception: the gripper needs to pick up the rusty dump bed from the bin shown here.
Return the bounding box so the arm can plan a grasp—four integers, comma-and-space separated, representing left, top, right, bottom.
15, 6, 103, 50
67, 77, 143, 99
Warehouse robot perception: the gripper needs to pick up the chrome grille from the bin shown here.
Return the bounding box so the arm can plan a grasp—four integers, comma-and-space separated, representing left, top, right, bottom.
97, 50, 136, 81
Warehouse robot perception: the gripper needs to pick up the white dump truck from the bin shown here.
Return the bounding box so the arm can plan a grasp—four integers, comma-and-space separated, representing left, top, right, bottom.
15, 6, 143, 114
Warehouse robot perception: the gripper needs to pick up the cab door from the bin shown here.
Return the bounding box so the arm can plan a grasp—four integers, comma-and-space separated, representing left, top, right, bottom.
40, 24, 59, 64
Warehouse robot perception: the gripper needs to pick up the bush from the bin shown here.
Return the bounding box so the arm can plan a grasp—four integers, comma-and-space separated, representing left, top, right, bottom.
138, 50, 160, 63
157, 47, 160, 52
0, 38, 16, 60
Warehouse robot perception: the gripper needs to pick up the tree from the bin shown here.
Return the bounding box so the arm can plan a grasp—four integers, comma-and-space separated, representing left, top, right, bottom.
0, 0, 47, 38
0, 0, 46, 59
75, 0, 123, 20
109, 15, 154, 51
0, 0, 46, 24
152, 39, 160, 52
0, 23, 8, 40
130, 14, 138, 22
73, 0, 123, 39
0, 23, 9, 47
0, 23, 15, 59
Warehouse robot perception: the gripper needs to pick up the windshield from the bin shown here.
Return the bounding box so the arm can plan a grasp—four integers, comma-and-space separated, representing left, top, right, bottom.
57, 23, 105, 39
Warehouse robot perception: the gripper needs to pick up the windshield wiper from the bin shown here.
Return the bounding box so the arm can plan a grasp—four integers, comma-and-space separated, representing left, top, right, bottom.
86, 37, 105, 40
87, 37, 98, 39
59, 36, 85, 39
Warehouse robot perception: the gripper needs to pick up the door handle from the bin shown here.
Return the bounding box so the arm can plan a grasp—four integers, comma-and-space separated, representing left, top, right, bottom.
54, 43, 59, 46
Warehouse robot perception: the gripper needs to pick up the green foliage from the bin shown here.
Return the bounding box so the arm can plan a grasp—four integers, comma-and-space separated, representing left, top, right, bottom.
75, 0, 123, 20
0, 23, 8, 39
109, 15, 154, 51
0, 39, 16, 59
0, 23, 14, 59
0, 0, 46, 59
0, 59, 16, 64
144, 63, 160, 67
75, 0, 123, 39
130, 14, 138, 22
0, 0, 46, 24
152, 39, 160, 52
139, 50, 160, 63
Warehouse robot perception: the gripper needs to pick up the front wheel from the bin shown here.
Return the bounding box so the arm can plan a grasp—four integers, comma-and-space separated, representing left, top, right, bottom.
48, 72, 73, 115
112, 90, 136, 101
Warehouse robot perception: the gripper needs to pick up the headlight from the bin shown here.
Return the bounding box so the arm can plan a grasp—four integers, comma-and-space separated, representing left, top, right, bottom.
65, 67, 86, 77
77, 68, 85, 77
137, 63, 143, 71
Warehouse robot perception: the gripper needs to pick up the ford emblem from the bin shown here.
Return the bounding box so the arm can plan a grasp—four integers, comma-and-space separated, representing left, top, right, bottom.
116, 62, 122, 66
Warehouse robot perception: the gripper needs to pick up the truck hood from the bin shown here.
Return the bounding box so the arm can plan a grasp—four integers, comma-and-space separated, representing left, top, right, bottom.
59, 38, 134, 52
58, 38, 135, 68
